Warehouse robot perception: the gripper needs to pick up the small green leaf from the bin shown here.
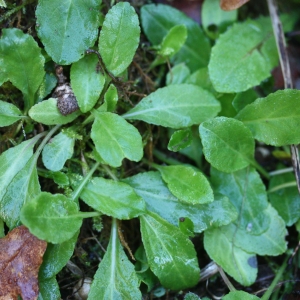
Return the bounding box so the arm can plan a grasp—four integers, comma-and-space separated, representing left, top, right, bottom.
20, 192, 83, 244
235, 89, 300, 146
124, 171, 237, 233
123, 84, 220, 129
159, 25, 187, 57
70, 55, 105, 113
91, 112, 143, 167
157, 165, 214, 205
185, 67, 214, 92
168, 128, 192, 152
99, 2, 140, 76
140, 212, 200, 290
104, 84, 118, 112
0, 28, 45, 110
166, 63, 190, 85
0, 100, 23, 126
269, 170, 300, 226
222, 291, 260, 300
199, 117, 255, 173
80, 177, 146, 219
88, 219, 142, 299
184, 292, 201, 300
29, 98, 80, 125
232, 89, 258, 112
36, 0, 101, 65
42, 132, 75, 172
141, 4, 210, 71
36, 73, 57, 103
38, 277, 61, 300
178, 217, 194, 237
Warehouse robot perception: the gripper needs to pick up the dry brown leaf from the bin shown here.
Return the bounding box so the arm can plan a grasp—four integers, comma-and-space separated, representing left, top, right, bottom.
220, 0, 250, 11
0, 225, 47, 300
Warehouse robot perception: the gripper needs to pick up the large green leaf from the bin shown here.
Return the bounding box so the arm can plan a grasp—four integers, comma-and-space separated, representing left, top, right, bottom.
36, 0, 101, 65
141, 4, 210, 71
0, 28, 45, 110
42, 131, 75, 172
80, 177, 146, 219
211, 167, 269, 235
123, 84, 220, 129
235, 89, 300, 146
88, 219, 141, 299
71, 55, 105, 113
157, 165, 214, 205
199, 117, 255, 173
140, 212, 200, 290
91, 112, 143, 167
124, 171, 237, 233
208, 18, 277, 93
29, 98, 80, 125
99, 2, 140, 76
0, 100, 23, 126
20, 192, 83, 244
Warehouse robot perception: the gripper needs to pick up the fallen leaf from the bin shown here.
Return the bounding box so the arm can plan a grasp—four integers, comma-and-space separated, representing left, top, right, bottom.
220, 0, 250, 11
0, 225, 47, 300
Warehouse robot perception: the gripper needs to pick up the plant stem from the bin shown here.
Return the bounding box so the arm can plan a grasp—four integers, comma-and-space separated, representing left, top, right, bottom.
102, 164, 118, 181
71, 161, 100, 201
153, 149, 183, 166
218, 265, 236, 292
269, 167, 293, 176
268, 181, 296, 193
261, 255, 289, 300
249, 159, 270, 179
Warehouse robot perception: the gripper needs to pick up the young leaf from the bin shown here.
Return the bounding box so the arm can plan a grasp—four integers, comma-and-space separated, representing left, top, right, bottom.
140, 212, 200, 290
42, 132, 75, 172
91, 112, 143, 167
159, 24, 187, 57
208, 18, 277, 92
88, 219, 142, 299
123, 84, 221, 129
36, 0, 101, 65
222, 290, 260, 300
156, 165, 214, 205
168, 128, 192, 152
199, 117, 255, 173
103, 84, 118, 112
166, 63, 190, 85
0, 100, 23, 126
124, 171, 237, 233
20, 192, 83, 244
0, 28, 45, 110
141, 4, 210, 71
29, 98, 80, 125
235, 89, 300, 146
269, 170, 300, 226
70, 55, 105, 113
99, 2, 140, 76
80, 177, 146, 219
204, 226, 258, 286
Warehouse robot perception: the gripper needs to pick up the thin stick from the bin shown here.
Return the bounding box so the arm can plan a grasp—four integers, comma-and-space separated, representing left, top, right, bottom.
266, 0, 300, 194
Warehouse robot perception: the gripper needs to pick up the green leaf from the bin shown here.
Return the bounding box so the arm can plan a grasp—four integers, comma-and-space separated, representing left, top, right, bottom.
36, 73, 57, 103
29, 98, 80, 125
91, 112, 143, 167
0, 28, 45, 110
80, 177, 146, 219
104, 84, 118, 112
269, 170, 300, 226
0, 156, 40, 229
157, 165, 214, 205
123, 84, 220, 129
20, 192, 83, 244
88, 219, 142, 299
184, 292, 201, 300
140, 212, 200, 290
185, 67, 214, 92
199, 117, 255, 173
232, 89, 258, 112
178, 217, 194, 237
0, 0, 6, 8
204, 226, 258, 286
211, 167, 270, 235
0, 100, 23, 126
235, 89, 300, 146
39, 232, 78, 279
99, 2, 140, 76
70, 55, 105, 113
36, 0, 101, 65
166, 63, 190, 85
159, 24, 187, 57
141, 4, 210, 71
42, 132, 75, 172
0, 137, 39, 201
124, 171, 237, 233
168, 128, 192, 152
38, 277, 61, 300
222, 291, 260, 300
208, 18, 277, 93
